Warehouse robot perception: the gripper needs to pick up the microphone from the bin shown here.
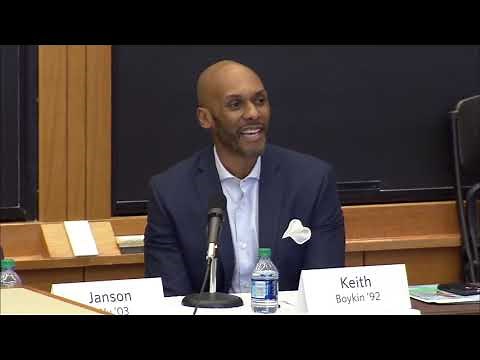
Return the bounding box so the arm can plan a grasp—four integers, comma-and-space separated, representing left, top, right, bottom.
181, 193, 243, 311
206, 194, 227, 260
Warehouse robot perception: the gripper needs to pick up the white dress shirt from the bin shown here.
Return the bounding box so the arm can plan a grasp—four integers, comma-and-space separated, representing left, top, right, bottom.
214, 146, 261, 293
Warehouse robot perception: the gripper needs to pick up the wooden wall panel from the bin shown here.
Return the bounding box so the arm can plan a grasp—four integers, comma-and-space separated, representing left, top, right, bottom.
109, 216, 147, 235
86, 46, 111, 219
84, 264, 144, 282
365, 247, 462, 285
38, 46, 67, 221
0, 223, 46, 259
67, 46, 87, 219
345, 252, 363, 267
347, 234, 460, 252
343, 201, 459, 238
40, 223, 74, 258
89, 221, 121, 256
17, 268, 83, 292
38, 45, 111, 221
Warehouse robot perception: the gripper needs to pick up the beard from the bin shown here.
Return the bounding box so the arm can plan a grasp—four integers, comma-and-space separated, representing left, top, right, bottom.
211, 115, 267, 158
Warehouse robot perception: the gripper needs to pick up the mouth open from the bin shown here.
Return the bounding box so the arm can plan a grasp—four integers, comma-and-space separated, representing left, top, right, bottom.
238, 126, 264, 142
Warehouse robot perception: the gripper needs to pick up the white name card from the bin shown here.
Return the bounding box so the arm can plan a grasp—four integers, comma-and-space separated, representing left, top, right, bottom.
51, 278, 164, 315
297, 264, 413, 314
64, 221, 98, 256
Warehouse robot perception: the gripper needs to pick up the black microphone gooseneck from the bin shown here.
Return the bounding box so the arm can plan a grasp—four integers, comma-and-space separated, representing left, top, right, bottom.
206, 196, 225, 260
182, 193, 244, 312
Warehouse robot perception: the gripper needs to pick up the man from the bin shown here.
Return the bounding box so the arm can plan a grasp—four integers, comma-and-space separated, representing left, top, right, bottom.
144, 60, 345, 297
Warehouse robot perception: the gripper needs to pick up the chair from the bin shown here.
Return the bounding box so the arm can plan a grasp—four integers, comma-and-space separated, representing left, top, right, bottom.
465, 184, 480, 279
451, 95, 480, 282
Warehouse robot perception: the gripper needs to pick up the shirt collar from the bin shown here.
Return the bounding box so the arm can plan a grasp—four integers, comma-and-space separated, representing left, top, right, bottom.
214, 145, 261, 182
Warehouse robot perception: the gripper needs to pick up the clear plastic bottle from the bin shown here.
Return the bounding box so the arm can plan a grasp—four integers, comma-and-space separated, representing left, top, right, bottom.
0, 258, 22, 288
251, 248, 279, 314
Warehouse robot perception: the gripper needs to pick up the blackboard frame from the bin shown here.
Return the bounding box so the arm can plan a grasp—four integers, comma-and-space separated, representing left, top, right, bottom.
0, 45, 38, 221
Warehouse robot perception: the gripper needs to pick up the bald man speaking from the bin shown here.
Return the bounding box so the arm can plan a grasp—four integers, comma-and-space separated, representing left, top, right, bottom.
144, 60, 345, 297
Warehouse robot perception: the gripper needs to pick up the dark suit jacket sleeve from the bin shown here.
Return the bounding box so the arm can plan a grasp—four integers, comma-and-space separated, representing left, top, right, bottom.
304, 164, 346, 269
144, 178, 193, 296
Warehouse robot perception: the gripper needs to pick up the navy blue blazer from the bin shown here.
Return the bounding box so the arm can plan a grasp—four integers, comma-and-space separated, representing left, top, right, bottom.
144, 144, 345, 297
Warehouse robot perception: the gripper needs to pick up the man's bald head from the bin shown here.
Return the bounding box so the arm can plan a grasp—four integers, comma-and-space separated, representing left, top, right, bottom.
196, 60, 263, 108
195, 59, 271, 171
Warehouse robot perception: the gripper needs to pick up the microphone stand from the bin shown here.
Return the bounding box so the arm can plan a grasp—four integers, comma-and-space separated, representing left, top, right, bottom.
210, 257, 217, 293
181, 251, 244, 309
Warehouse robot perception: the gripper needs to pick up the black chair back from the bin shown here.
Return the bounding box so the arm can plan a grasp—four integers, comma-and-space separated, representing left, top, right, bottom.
451, 95, 480, 282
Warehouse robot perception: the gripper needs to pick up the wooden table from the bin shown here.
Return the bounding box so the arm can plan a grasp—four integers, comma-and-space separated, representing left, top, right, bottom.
0, 286, 110, 315
411, 298, 480, 315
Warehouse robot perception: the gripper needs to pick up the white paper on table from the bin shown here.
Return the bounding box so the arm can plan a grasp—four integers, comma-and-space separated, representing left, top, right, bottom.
64, 220, 99, 256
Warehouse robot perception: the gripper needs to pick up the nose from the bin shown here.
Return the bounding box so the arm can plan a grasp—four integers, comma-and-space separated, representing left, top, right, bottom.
243, 101, 260, 120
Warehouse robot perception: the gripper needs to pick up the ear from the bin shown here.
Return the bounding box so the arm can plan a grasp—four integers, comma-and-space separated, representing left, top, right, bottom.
197, 107, 214, 129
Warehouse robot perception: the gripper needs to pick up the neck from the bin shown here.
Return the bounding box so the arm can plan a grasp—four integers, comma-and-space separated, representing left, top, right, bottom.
215, 145, 258, 179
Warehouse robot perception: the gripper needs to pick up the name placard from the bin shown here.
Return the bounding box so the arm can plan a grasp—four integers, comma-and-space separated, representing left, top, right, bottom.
297, 264, 414, 314
51, 278, 164, 315
64, 221, 98, 256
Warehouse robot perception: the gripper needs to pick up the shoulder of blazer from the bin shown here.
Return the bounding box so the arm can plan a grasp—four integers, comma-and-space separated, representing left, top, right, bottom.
149, 146, 212, 187
265, 144, 332, 176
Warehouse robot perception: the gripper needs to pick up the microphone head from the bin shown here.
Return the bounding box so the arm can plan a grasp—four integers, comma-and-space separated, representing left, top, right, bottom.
208, 193, 227, 216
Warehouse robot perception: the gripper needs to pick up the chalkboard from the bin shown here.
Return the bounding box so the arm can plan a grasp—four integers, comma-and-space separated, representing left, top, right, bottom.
0, 45, 37, 221
112, 45, 480, 215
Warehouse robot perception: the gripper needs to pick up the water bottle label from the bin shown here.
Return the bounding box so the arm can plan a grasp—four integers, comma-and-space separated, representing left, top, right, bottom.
1, 272, 20, 287
251, 280, 278, 300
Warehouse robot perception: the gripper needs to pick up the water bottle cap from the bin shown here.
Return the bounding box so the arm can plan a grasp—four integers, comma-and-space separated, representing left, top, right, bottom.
258, 248, 271, 257
1, 258, 16, 270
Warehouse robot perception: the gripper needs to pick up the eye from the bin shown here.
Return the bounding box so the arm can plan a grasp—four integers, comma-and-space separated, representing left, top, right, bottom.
254, 96, 267, 106
227, 99, 242, 110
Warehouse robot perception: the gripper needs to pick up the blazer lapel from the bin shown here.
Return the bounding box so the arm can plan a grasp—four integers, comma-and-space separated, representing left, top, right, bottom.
194, 147, 235, 291
258, 145, 284, 261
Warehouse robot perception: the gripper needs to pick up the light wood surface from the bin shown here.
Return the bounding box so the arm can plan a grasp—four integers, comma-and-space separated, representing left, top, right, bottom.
41, 221, 120, 257
110, 216, 148, 235
67, 45, 87, 220
0, 223, 47, 258
90, 221, 121, 256
345, 252, 363, 267
84, 263, 145, 282
343, 201, 459, 238
16, 268, 84, 292
86, 46, 111, 219
365, 247, 462, 285
15, 255, 143, 292
40, 223, 74, 258
38, 45, 112, 221
347, 234, 460, 252
39, 45, 68, 221
1, 223, 462, 290
0, 198, 465, 288
411, 298, 480, 315
0, 287, 108, 314
14, 254, 144, 270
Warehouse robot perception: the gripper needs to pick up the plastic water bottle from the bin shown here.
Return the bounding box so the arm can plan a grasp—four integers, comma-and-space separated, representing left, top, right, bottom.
251, 248, 279, 314
1, 259, 22, 288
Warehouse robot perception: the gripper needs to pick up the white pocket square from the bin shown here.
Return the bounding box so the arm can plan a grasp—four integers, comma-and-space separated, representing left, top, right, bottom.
282, 219, 311, 245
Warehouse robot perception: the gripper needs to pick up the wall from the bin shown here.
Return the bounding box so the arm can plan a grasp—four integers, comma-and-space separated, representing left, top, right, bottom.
38, 45, 111, 221
0, 45, 465, 288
